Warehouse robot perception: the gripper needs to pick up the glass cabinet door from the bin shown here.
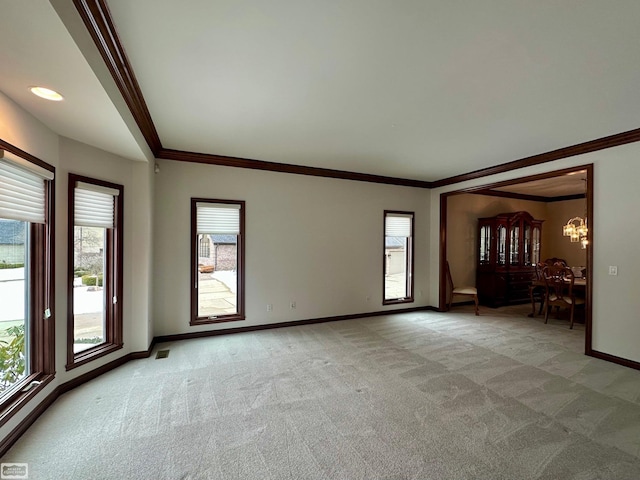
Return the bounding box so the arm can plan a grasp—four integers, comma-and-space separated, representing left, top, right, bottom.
479, 225, 490, 264
497, 225, 506, 265
532, 227, 541, 264
523, 224, 531, 265
510, 225, 520, 264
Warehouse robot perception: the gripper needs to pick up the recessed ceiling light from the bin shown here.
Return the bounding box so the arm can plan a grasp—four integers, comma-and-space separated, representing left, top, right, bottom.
29, 86, 64, 101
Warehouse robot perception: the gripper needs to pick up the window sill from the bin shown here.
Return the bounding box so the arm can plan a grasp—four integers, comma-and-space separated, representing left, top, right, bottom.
0, 373, 55, 429
66, 342, 124, 371
191, 314, 245, 326
383, 297, 415, 306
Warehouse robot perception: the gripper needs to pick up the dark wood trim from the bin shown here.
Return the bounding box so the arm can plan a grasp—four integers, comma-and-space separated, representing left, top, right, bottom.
448, 165, 592, 195
190, 198, 246, 326
114, 179, 124, 346
72, 0, 162, 155
0, 144, 55, 430
159, 305, 433, 344
470, 189, 586, 204
470, 190, 549, 203
0, 375, 57, 458
190, 198, 197, 324
66, 174, 124, 370
60, 350, 132, 394
160, 149, 433, 188
44, 175, 56, 375
66, 175, 75, 369
382, 298, 415, 306
546, 194, 586, 203
0, 373, 55, 431
383, 211, 415, 305
191, 315, 246, 326
129, 338, 156, 360
584, 164, 594, 355
432, 128, 640, 187
588, 350, 640, 372
68, 343, 124, 370
439, 194, 447, 311
0, 140, 55, 174
30, 223, 46, 371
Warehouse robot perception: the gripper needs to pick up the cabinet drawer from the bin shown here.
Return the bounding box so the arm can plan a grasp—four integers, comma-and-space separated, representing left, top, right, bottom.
510, 272, 535, 283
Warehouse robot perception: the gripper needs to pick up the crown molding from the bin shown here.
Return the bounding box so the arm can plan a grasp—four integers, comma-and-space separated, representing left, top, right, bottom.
432, 128, 640, 188
470, 189, 586, 203
73, 0, 162, 155
158, 148, 433, 188
77, 1, 640, 188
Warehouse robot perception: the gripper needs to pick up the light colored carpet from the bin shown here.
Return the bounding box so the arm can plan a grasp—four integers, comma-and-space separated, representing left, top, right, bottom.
3, 306, 640, 479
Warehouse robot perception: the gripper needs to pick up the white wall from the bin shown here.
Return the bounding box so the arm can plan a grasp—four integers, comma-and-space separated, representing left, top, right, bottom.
431, 143, 640, 364
0, 91, 153, 441
0, 92, 58, 165
591, 147, 640, 361
153, 159, 431, 336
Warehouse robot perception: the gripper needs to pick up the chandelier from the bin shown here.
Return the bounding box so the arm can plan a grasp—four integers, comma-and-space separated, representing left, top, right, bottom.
562, 176, 588, 249
563, 217, 588, 249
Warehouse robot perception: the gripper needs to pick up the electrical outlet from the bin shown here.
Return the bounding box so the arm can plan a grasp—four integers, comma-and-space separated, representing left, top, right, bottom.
609, 266, 618, 276
290, 301, 296, 309
267, 304, 273, 312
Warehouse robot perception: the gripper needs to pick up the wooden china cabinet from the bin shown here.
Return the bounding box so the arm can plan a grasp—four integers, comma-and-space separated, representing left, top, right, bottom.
476, 211, 543, 307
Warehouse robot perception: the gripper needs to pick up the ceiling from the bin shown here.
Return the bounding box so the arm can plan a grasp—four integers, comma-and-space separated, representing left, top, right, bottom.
1, 1, 639, 185
492, 169, 587, 198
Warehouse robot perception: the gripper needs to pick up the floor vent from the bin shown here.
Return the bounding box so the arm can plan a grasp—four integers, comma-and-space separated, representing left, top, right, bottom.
155, 349, 170, 359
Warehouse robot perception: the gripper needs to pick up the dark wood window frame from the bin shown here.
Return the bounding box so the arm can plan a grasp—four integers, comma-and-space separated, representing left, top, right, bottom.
66, 174, 123, 370
383, 210, 415, 305
191, 198, 245, 325
0, 151, 55, 429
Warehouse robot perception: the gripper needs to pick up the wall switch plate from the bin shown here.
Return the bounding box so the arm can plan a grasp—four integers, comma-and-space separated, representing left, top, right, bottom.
290, 301, 296, 309
609, 266, 618, 276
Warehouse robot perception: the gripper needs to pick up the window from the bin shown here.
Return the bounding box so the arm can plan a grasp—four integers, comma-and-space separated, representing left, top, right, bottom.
384, 211, 414, 304
191, 199, 245, 324
67, 174, 123, 369
0, 148, 54, 425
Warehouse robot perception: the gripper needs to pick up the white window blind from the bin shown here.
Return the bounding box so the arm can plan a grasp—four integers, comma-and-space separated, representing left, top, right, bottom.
385, 214, 412, 237
0, 150, 54, 224
74, 181, 119, 228
197, 203, 240, 234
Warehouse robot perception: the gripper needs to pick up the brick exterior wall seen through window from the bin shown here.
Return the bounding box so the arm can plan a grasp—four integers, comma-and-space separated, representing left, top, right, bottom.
198, 237, 237, 272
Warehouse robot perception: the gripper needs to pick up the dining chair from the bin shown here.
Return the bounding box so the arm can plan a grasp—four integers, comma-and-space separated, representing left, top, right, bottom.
542, 265, 585, 329
543, 257, 568, 267
528, 262, 546, 317
446, 260, 479, 315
